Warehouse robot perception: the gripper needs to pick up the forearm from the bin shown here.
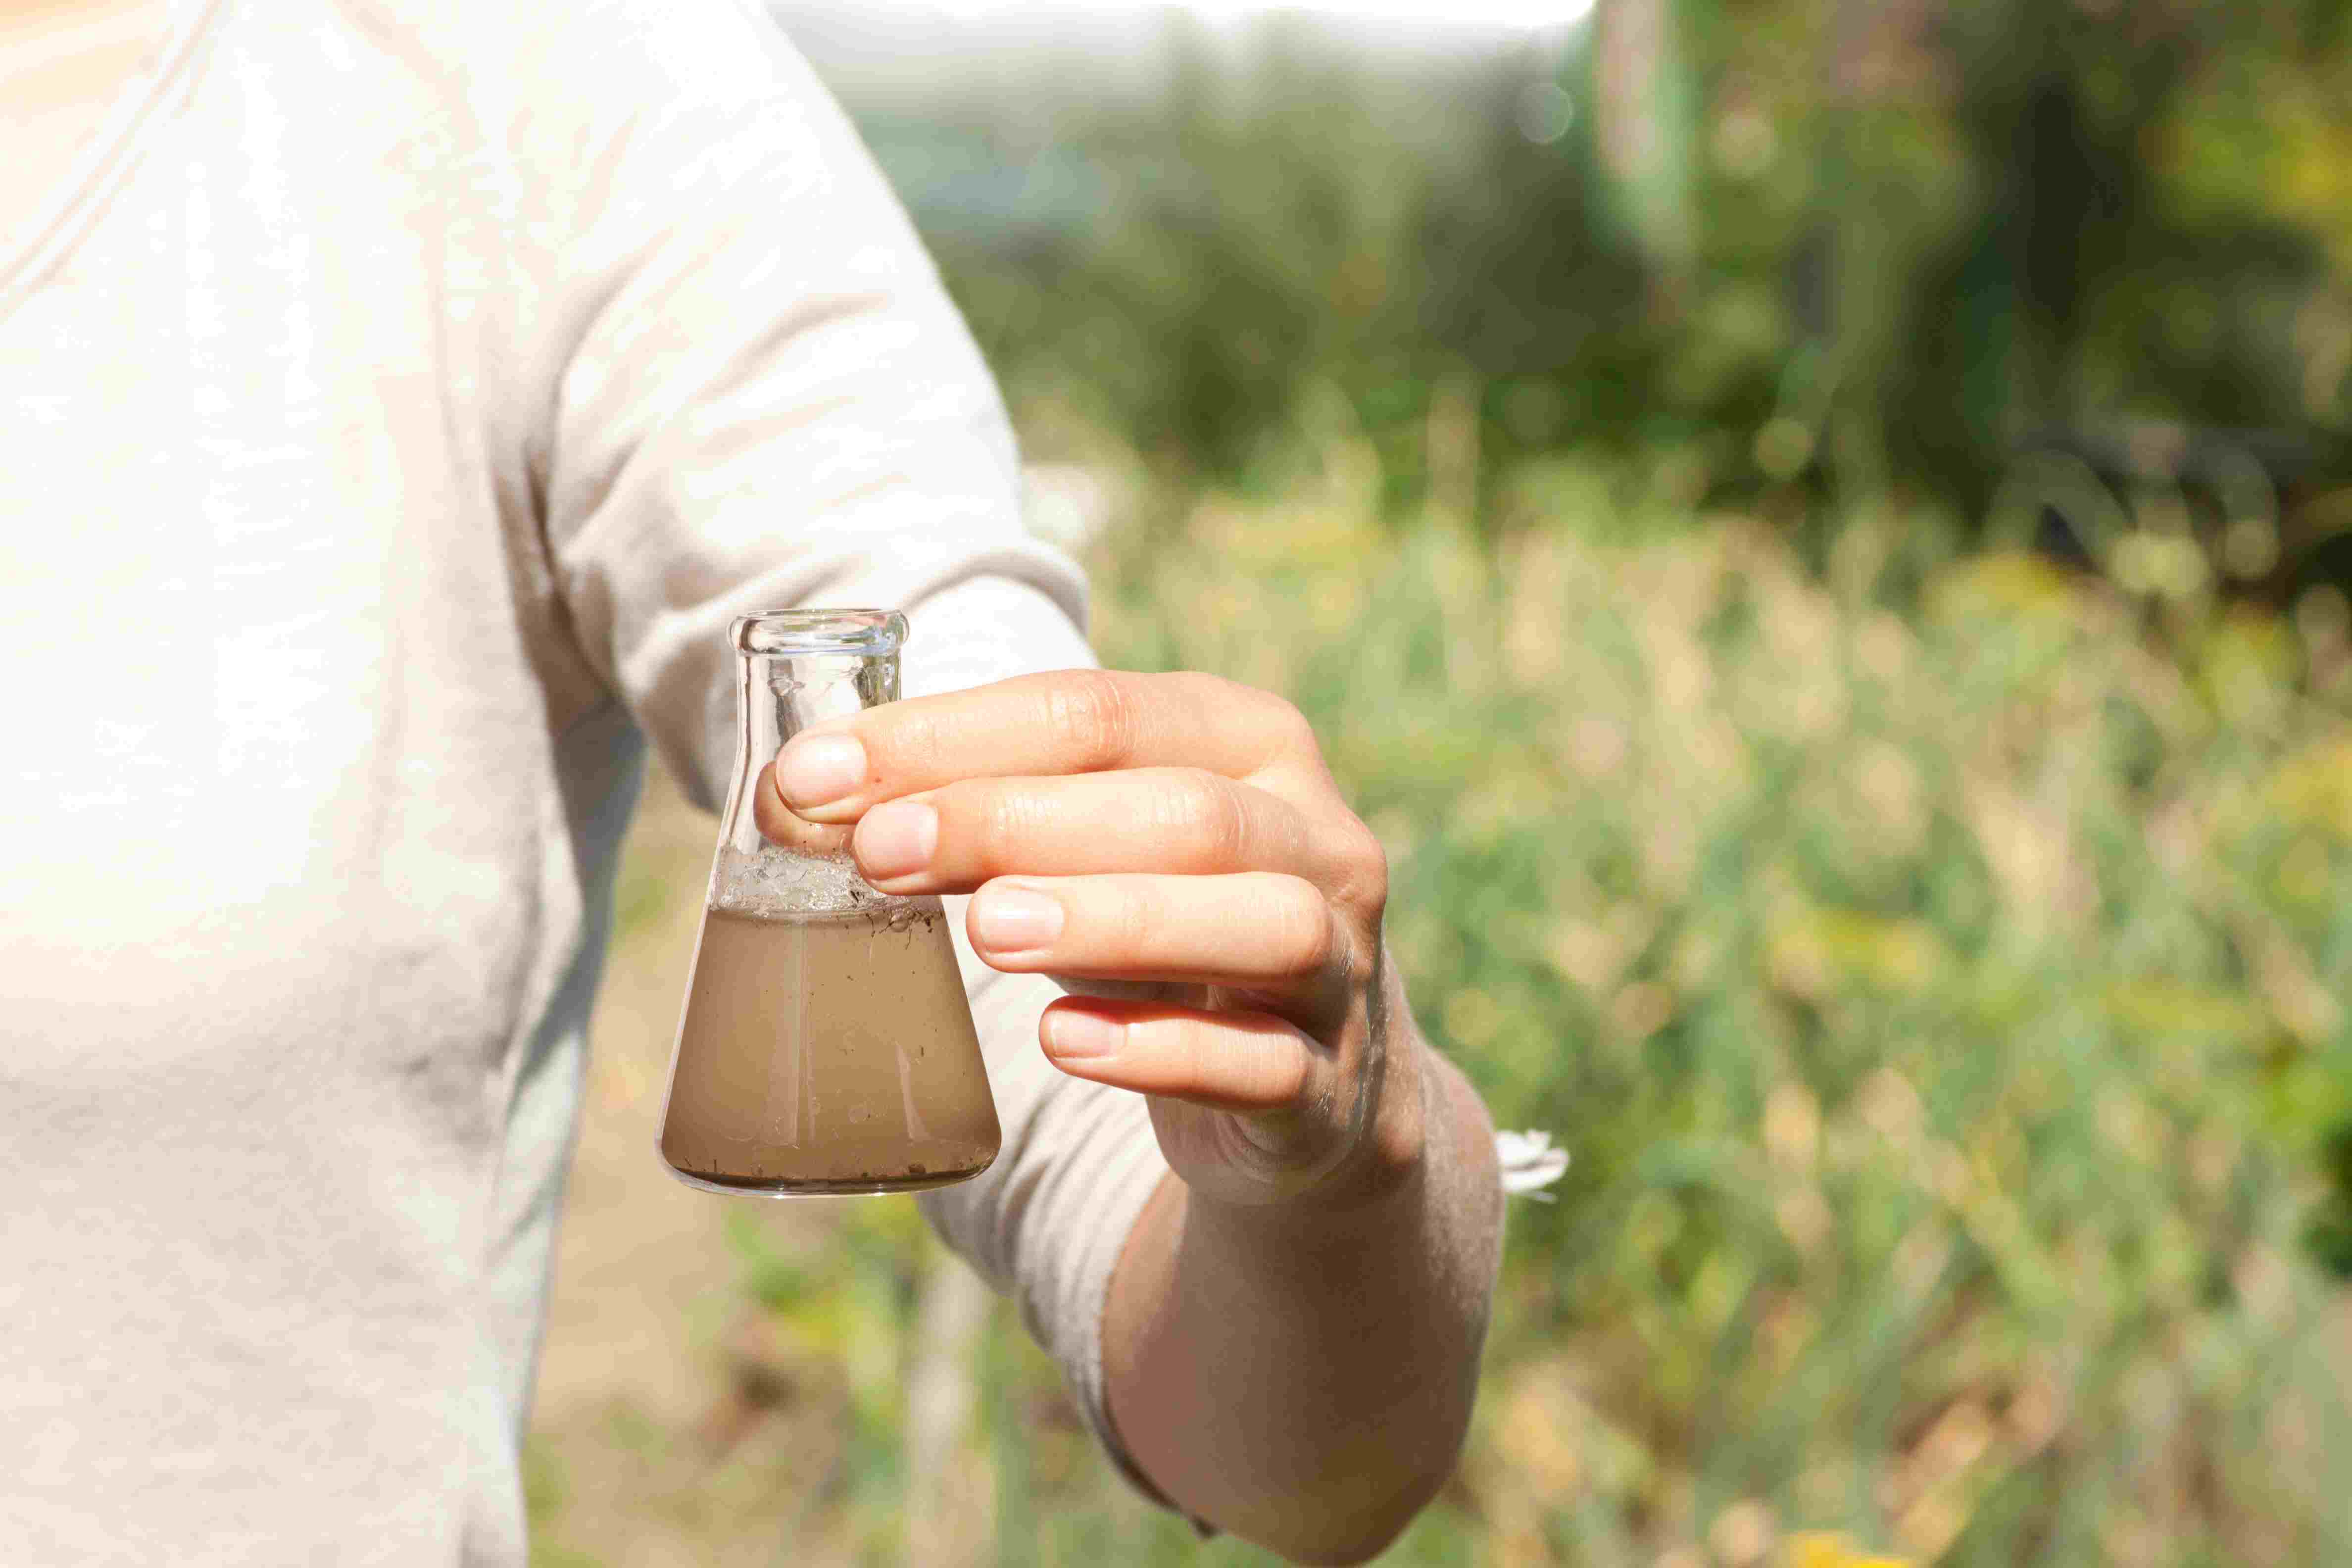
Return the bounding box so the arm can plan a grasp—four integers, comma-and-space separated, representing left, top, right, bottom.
1100, 1040, 1505, 1564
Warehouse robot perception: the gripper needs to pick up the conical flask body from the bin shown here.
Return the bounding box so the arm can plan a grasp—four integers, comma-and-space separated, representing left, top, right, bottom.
657, 610, 1001, 1196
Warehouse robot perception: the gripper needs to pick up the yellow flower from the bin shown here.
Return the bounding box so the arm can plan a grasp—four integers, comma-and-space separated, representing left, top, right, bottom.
1783, 1532, 1912, 1568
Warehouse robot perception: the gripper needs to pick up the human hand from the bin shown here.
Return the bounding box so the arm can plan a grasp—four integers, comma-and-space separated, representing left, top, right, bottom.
757, 670, 1424, 1210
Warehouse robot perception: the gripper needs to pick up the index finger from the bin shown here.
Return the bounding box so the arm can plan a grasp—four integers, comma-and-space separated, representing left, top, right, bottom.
773, 669, 1322, 823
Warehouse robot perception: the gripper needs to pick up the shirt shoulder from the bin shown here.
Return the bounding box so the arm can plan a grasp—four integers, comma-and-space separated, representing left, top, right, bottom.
333, 0, 844, 213
335, 0, 799, 100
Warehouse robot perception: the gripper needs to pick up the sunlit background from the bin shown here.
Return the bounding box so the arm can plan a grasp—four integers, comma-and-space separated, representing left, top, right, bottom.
918, 0, 1592, 23
526, 2, 2352, 1564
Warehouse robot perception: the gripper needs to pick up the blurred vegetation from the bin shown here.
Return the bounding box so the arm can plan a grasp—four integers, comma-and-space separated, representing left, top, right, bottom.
529, 4, 2352, 1564
1074, 418, 2352, 1564
535, 413, 2352, 1565
889, 0, 2352, 583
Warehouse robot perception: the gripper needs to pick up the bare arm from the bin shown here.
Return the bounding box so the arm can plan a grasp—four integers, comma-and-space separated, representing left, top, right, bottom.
1103, 1040, 1504, 1563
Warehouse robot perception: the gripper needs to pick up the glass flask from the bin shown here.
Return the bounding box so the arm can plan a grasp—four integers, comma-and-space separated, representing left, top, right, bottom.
658, 608, 1001, 1196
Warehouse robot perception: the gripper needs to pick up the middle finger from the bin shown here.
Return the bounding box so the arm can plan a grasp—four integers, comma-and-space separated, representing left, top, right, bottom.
846, 767, 1336, 894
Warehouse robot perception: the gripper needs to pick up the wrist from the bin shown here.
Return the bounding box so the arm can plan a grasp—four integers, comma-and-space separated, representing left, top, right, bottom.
1184, 1030, 1441, 1244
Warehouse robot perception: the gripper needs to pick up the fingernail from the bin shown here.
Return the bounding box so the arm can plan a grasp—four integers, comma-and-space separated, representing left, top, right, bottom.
969, 886, 1064, 954
776, 733, 866, 809
856, 801, 936, 881
1044, 1009, 1123, 1059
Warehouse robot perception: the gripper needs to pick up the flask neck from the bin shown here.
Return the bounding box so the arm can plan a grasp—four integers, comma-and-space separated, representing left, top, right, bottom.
719, 610, 907, 866
721, 648, 894, 862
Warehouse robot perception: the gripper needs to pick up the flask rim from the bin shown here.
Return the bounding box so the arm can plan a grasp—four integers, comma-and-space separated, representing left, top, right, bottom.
731, 608, 909, 657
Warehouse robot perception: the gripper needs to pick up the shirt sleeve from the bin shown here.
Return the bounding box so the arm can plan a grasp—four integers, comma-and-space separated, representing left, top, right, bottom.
500, 0, 1178, 1507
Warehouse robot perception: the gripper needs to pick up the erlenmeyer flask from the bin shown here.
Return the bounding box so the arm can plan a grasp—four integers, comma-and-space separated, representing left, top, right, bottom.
658, 609, 1000, 1196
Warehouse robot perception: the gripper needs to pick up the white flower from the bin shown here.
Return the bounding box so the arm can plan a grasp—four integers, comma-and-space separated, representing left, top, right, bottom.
1494, 1129, 1569, 1200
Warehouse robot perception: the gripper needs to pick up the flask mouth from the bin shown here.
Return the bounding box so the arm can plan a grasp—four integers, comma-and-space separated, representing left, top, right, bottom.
732, 608, 909, 657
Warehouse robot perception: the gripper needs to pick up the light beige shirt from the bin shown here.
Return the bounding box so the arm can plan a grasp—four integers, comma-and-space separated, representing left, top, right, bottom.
0, 1, 1171, 1560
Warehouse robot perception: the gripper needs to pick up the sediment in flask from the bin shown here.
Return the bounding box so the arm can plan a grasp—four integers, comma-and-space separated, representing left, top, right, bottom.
658, 898, 1000, 1194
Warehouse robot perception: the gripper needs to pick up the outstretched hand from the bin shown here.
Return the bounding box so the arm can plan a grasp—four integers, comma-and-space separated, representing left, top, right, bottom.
759, 669, 1424, 1211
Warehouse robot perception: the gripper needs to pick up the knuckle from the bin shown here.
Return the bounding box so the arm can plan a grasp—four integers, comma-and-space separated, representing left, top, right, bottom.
959, 780, 1034, 864
1204, 675, 1319, 762
1329, 815, 1390, 914
1241, 1026, 1313, 1106
875, 702, 941, 776
1161, 770, 1248, 865
1161, 1015, 1310, 1110
1197, 1026, 1250, 1103
1149, 1017, 1211, 1100
1168, 673, 1317, 765
1046, 670, 1139, 770
1166, 670, 1247, 712
1265, 878, 1337, 980
1264, 693, 1319, 758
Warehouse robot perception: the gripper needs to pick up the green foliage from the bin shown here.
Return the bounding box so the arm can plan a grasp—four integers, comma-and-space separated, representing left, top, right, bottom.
2300, 1114, 2352, 1275
876, 3, 2352, 546
525, 1544, 604, 1568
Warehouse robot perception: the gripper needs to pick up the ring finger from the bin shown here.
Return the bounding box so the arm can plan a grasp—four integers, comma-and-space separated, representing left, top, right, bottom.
967, 872, 1351, 1006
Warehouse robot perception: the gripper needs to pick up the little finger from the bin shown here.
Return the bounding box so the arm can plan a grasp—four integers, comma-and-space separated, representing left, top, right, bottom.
1037, 998, 1323, 1114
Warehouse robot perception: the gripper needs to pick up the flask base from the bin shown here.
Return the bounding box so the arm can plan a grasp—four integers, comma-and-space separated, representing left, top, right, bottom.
659, 1157, 995, 1198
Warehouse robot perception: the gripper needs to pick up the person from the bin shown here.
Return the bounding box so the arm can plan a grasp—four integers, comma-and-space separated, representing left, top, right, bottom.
0, 0, 1507, 1561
